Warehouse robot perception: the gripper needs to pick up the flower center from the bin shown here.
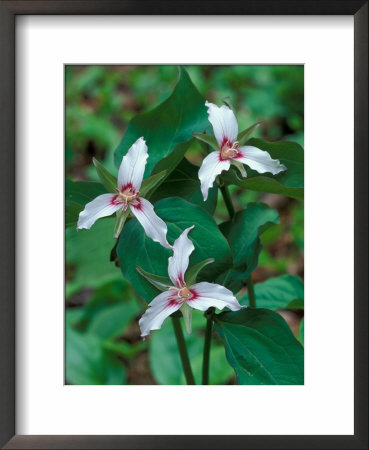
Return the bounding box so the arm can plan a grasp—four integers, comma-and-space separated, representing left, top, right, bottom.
117, 187, 138, 204
177, 287, 192, 299
221, 141, 239, 159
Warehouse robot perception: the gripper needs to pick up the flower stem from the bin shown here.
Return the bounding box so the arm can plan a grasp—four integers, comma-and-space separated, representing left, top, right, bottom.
171, 316, 195, 385
247, 275, 256, 307
202, 311, 214, 385
220, 185, 235, 219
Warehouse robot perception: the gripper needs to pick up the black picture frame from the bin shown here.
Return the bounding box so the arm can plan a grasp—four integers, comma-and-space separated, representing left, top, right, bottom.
1, 1, 367, 449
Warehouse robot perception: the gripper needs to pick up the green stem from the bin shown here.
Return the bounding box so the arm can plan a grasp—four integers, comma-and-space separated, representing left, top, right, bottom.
171, 316, 195, 385
202, 311, 214, 385
220, 184, 235, 219
247, 275, 256, 307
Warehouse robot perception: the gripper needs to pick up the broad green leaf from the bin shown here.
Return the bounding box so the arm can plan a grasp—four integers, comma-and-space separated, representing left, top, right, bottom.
221, 138, 304, 200
103, 340, 146, 360
140, 170, 168, 198
217, 202, 279, 293
87, 299, 141, 340
136, 266, 171, 292
65, 200, 83, 229
117, 197, 232, 302
66, 218, 121, 297
185, 258, 215, 287
298, 318, 304, 345
65, 180, 107, 228
149, 158, 218, 214
66, 326, 126, 385
215, 308, 304, 385
114, 67, 209, 177
66, 180, 107, 205
239, 275, 304, 309
237, 122, 261, 146
193, 133, 219, 151
93, 157, 117, 193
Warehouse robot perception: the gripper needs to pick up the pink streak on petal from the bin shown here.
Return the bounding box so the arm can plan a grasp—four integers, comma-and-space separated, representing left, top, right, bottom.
220, 136, 234, 151
110, 194, 123, 206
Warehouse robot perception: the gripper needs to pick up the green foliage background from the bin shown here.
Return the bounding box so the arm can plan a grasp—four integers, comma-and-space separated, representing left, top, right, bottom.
65, 65, 304, 385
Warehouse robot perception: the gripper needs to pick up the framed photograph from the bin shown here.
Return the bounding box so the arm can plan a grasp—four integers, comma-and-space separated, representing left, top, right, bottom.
1, 1, 367, 449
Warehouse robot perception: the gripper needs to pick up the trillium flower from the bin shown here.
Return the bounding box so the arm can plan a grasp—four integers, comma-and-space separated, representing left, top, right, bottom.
77, 137, 171, 249
198, 101, 287, 200
139, 226, 243, 337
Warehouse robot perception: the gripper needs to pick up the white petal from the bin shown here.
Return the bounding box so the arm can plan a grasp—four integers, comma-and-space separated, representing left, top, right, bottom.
198, 151, 230, 201
139, 291, 182, 337
118, 137, 148, 192
188, 282, 243, 312
130, 197, 171, 249
234, 146, 287, 175
77, 194, 122, 230
168, 226, 195, 287
205, 101, 238, 148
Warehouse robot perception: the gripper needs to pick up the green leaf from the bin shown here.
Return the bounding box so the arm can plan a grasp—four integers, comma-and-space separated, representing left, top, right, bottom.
149, 158, 218, 214
193, 133, 219, 151
140, 170, 168, 198
217, 203, 279, 293
66, 326, 126, 385
237, 122, 261, 146
103, 340, 146, 360
92, 157, 117, 193
298, 318, 304, 345
185, 258, 215, 287
136, 266, 171, 292
214, 308, 304, 385
66, 180, 107, 205
117, 197, 232, 302
221, 138, 304, 200
239, 275, 304, 309
66, 218, 121, 297
65, 180, 108, 228
114, 67, 208, 177
87, 299, 141, 340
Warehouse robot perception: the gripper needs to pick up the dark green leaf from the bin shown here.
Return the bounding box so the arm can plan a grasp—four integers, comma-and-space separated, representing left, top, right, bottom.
65, 180, 108, 228
221, 138, 304, 200
66, 326, 126, 385
93, 157, 117, 193
114, 67, 209, 177
298, 318, 304, 345
136, 266, 171, 292
215, 308, 304, 385
217, 203, 279, 293
66, 218, 121, 297
117, 197, 232, 302
185, 258, 215, 287
87, 299, 141, 340
149, 158, 218, 214
193, 133, 219, 151
239, 275, 304, 309
140, 170, 168, 198
237, 122, 261, 146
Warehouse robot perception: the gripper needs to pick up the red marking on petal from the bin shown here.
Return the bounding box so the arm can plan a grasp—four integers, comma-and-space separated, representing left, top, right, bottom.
120, 182, 135, 192
220, 136, 233, 151
130, 197, 143, 211
218, 152, 228, 162
168, 293, 183, 308
110, 195, 123, 206
187, 289, 199, 302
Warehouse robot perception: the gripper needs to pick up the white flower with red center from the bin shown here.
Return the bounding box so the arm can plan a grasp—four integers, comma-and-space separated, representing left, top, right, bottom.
77, 137, 171, 249
139, 226, 243, 337
198, 101, 287, 200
